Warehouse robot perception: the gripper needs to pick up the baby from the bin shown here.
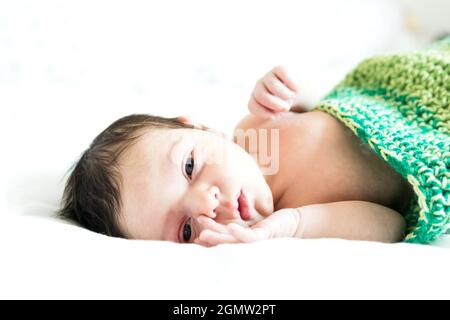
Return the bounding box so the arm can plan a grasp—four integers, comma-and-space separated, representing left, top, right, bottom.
60, 66, 414, 246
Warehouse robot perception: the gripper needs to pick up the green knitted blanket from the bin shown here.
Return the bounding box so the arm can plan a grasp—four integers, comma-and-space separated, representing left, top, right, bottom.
313, 38, 450, 244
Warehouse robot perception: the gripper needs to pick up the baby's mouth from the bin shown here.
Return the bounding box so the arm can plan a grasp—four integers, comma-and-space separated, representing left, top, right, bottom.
237, 189, 253, 221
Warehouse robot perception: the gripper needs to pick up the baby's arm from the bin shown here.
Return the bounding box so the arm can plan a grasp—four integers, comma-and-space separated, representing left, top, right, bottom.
295, 201, 406, 243
195, 201, 406, 246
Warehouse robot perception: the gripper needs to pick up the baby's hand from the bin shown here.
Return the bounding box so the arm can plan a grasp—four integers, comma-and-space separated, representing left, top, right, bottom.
193, 217, 270, 247
248, 66, 299, 119
193, 208, 300, 247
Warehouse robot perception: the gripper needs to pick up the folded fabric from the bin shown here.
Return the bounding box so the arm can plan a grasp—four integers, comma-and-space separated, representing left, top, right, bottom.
313, 38, 450, 244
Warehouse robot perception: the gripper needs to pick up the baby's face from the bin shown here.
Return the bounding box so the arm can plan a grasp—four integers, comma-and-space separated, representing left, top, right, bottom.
118, 127, 274, 242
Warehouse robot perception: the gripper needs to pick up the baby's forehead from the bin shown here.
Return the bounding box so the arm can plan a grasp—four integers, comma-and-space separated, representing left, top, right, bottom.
121, 128, 198, 163
143, 127, 205, 141
133, 127, 229, 170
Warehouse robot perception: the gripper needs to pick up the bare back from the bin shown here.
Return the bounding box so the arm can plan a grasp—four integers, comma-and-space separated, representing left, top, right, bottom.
233, 110, 415, 214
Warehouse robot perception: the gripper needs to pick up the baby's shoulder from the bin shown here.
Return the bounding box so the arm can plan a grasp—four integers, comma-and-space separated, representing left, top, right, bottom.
232, 113, 266, 133
232, 110, 335, 138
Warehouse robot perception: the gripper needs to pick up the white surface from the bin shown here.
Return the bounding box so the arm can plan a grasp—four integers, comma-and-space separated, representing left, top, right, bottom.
2, 0, 450, 299
2, 215, 450, 300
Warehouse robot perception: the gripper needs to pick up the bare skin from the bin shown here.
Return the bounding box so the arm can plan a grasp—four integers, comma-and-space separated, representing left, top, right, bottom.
117, 66, 415, 246
233, 109, 415, 214
193, 66, 413, 245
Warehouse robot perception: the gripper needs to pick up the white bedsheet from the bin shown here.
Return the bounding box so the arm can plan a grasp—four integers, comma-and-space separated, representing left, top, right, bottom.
2, 215, 450, 299
2, 0, 450, 299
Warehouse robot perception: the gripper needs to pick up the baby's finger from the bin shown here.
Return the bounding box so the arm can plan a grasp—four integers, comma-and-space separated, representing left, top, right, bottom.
272, 65, 299, 93
263, 72, 297, 101
193, 237, 213, 247
196, 215, 229, 234
227, 223, 258, 242
227, 223, 270, 242
248, 95, 277, 119
253, 81, 290, 112
199, 229, 239, 246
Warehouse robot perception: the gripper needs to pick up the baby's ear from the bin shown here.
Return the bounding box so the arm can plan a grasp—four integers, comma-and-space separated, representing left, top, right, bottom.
177, 115, 227, 139
177, 115, 195, 126
177, 115, 205, 130
177, 115, 206, 131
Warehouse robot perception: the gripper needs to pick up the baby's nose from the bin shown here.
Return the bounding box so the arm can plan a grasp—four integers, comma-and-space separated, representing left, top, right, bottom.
191, 186, 220, 219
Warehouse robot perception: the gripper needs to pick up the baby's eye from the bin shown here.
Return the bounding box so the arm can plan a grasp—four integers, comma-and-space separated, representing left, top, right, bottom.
184, 151, 194, 179
182, 221, 192, 242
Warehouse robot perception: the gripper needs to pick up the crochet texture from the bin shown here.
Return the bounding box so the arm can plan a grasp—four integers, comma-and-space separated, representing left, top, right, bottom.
314, 38, 450, 244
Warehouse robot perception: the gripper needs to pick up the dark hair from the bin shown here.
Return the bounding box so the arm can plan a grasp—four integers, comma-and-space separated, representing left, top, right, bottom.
59, 114, 194, 237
